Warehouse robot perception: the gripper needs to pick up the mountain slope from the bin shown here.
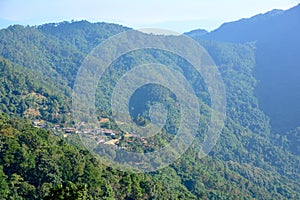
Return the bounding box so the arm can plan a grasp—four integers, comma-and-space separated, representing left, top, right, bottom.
0, 113, 199, 199
0, 20, 299, 199
188, 4, 300, 134
0, 57, 71, 124
0, 21, 129, 88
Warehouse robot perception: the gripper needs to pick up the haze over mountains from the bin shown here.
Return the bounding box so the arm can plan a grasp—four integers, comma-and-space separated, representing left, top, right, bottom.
187, 3, 300, 134
0, 4, 299, 200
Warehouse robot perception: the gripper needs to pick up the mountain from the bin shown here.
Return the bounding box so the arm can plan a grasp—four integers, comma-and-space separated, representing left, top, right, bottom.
0, 57, 72, 124
183, 29, 208, 37
0, 112, 199, 199
187, 4, 300, 134
195, 4, 299, 43
0, 20, 129, 123
0, 16, 299, 199
0, 21, 129, 88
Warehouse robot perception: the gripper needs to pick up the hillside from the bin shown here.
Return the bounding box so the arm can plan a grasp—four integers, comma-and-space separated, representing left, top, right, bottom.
0, 57, 71, 124
0, 17, 299, 199
0, 112, 199, 199
187, 4, 300, 134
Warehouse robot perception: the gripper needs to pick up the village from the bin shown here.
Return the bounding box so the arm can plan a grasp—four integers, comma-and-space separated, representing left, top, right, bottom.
32, 117, 150, 150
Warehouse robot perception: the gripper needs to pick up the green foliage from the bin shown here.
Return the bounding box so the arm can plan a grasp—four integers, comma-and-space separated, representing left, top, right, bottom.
0, 20, 299, 199
0, 113, 197, 199
0, 166, 9, 199
44, 182, 88, 200
0, 58, 71, 124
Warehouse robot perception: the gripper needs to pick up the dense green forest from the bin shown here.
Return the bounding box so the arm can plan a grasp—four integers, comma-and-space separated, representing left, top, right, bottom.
0, 58, 71, 124
193, 3, 300, 134
0, 112, 199, 199
0, 7, 299, 199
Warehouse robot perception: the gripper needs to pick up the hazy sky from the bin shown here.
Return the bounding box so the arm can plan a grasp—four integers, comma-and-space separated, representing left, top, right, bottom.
0, 0, 299, 32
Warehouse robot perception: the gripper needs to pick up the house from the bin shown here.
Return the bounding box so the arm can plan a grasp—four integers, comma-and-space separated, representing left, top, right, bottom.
99, 118, 110, 124
33, 120, 46, 128
62, 128, 76, 134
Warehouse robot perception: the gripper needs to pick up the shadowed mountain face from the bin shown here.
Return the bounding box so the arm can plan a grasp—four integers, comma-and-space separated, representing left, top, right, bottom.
187, 4, 300, 133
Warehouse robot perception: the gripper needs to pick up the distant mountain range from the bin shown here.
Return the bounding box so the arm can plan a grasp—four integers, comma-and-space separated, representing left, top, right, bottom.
187, 3, 300, 134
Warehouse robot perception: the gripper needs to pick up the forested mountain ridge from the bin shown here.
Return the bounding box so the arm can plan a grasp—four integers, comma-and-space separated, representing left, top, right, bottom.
0, 6, 299, 199
0, 21, 129, 123
187, 3, 300, 134
0, 21, 129, 88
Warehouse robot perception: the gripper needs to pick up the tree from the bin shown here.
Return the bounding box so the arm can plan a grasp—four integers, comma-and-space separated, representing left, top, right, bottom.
44, 181, 88, 200
0, 166, 9, 200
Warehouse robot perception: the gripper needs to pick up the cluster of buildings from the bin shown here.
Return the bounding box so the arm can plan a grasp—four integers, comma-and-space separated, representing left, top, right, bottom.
33, 118, 152, 150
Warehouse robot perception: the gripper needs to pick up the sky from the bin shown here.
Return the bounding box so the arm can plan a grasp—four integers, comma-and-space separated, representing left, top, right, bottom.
0, 0, 299, 32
